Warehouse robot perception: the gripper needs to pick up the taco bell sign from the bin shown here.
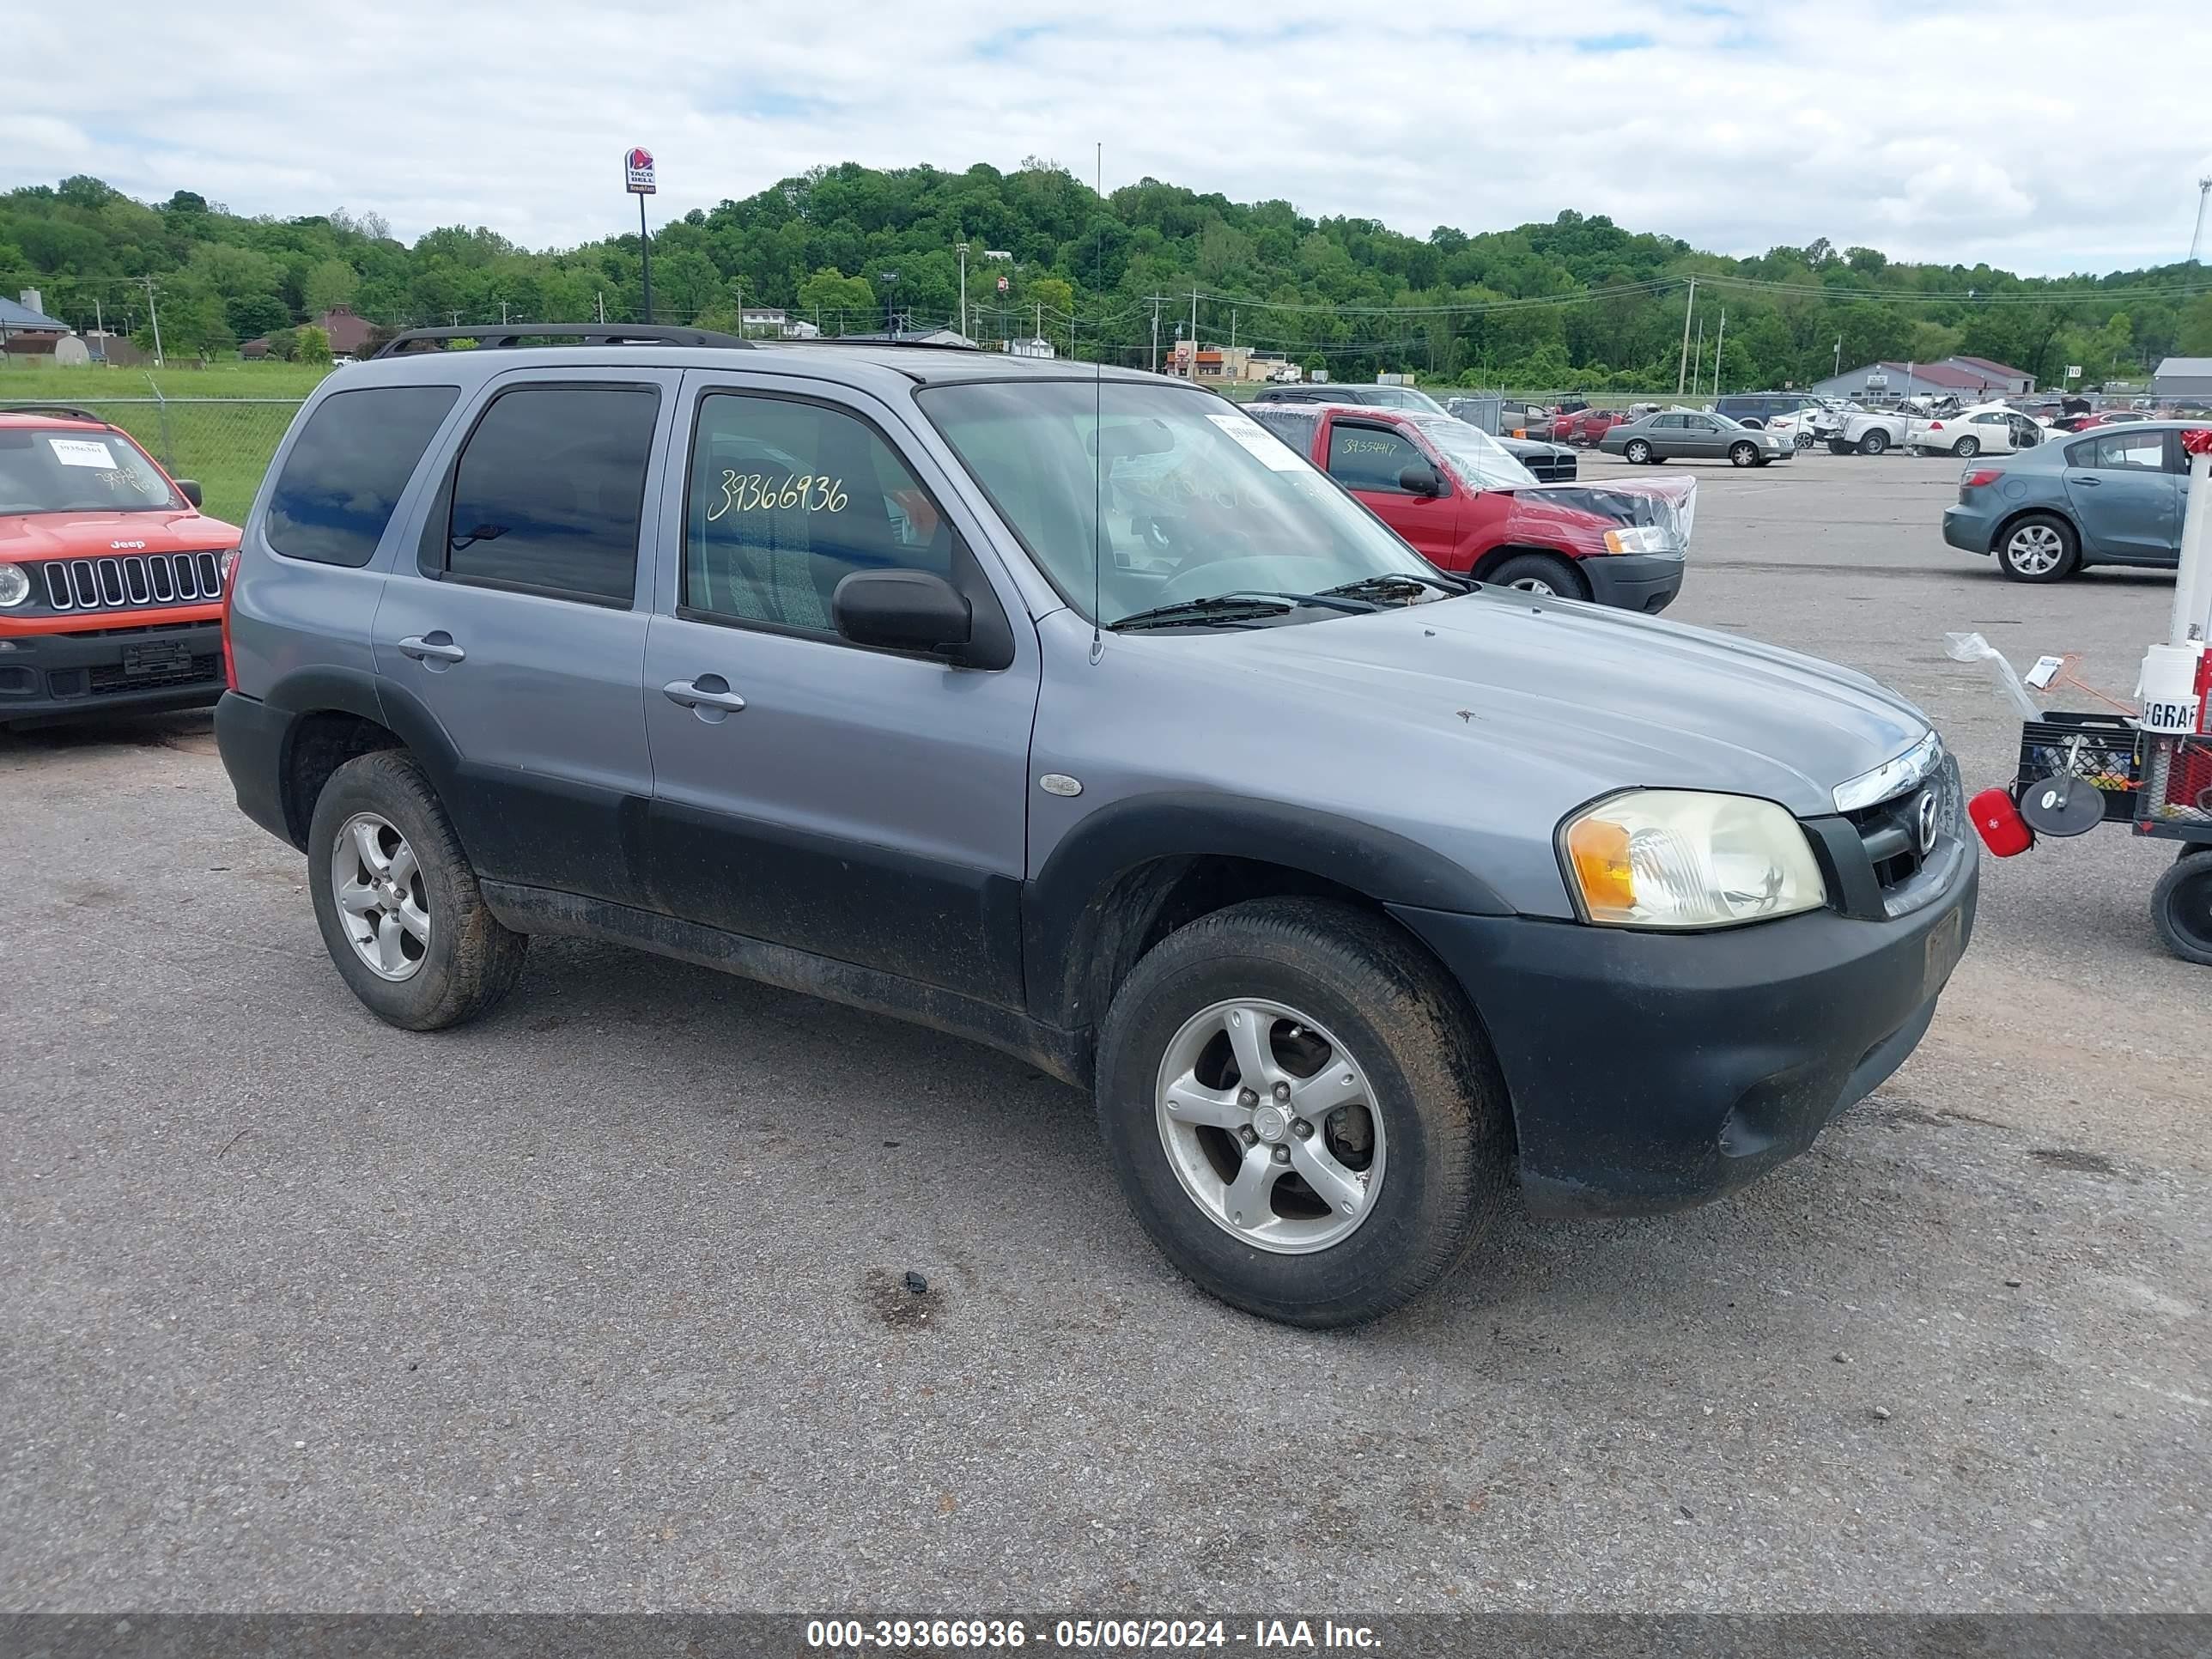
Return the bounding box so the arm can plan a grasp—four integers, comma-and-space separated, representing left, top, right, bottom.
624, 148, 656, 195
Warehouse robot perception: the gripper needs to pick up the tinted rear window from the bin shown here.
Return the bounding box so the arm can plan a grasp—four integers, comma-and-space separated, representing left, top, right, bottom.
266, 386, 459, 566
439, 385, 659, 605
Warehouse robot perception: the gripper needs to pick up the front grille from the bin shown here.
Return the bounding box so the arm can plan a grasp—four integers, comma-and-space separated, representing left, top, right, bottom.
85, 653, 222, 694
37, 551, 225, 612
1843, 751, 1963, 899
1527, 453, 1579, 482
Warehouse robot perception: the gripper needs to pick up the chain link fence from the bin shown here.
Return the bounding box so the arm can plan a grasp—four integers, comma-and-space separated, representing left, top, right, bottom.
2, 397, 301, 528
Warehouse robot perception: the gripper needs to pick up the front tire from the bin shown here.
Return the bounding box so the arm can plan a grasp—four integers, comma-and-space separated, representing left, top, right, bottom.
1996, 513, 2079, 583
1095, 898, 1512, 1328
307, 750, 527, 1030
2152, 850, 2212, 966
1623, 439, 1653, 465
1729, 441, 1759, 467
1485, 550, 1588, 599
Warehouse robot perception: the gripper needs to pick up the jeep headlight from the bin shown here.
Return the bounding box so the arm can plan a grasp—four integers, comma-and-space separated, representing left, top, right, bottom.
1560, 790, 1827, 929
1602, 525, 1678, 556
0, 562, 28, 608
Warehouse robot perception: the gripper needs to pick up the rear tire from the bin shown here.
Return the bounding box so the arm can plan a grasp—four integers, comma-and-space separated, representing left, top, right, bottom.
307, 750, 527, 1030
1095, 898, 1513, 1328
1954, 436, 1981, 459
1484, 551, 1588, 599
2152, 850, 2212, 966
1828, 439, 1853, 455
1623, 439, 1653, 465
1859, 429, 1890, 455
1995, 513, 2079, 583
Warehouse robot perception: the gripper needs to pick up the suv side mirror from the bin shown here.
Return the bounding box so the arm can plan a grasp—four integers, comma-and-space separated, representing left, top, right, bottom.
832, 568, 973, 657
174, 478, 204, 508
1398, 463, 1443, 496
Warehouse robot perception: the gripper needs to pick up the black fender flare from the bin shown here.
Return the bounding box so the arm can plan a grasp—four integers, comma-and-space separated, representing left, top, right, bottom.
263, 664, 469, 846
1022, 792, 1512, 1028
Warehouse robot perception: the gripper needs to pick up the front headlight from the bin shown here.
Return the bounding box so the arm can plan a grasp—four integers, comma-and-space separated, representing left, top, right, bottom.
1602, 525, 1678, 555
1560, 790, 1828, 929
0, 562, 29, 608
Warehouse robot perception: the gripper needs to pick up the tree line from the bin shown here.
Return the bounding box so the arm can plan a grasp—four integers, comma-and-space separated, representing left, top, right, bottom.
5, 164, 2209, 390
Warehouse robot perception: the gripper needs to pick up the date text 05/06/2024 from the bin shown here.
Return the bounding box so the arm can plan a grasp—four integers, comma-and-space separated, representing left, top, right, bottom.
804, 1617, 1382, 1650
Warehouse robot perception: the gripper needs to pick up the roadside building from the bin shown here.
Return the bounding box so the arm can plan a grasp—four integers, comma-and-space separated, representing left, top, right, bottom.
0, 289, 70, 359
1811, 356, 2035, 399
2151, 356, 2212, 400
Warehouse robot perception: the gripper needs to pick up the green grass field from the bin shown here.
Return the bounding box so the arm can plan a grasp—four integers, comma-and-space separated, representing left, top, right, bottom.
0, 362, 329, 526
0, 361, 334, 401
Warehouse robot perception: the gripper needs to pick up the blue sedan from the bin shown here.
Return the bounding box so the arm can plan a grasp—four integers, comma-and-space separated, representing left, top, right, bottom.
1943, 421, 2208, 581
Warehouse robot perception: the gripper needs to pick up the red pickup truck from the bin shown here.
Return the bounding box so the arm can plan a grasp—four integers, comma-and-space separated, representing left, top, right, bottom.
1249, 402, 1694, 612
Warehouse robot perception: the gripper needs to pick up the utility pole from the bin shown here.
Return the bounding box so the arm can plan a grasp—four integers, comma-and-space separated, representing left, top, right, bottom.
1834, 334, 1843, 379
2192, 178, 2212, 264
1712, 308, 1727, 398
881, 272, 899, 336
143, 276, 164, 368
957, 243, 969, 341
501, 301, 508, 325
1691, 317, 1704, 398
596, 291, 605, 324
1188, 286, 1199, 379
1150, 295, 1161, 374
1674, 276, 1694, 396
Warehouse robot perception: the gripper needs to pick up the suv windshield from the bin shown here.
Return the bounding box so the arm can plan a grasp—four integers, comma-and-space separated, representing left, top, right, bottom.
921, 380, 1439, 627
0, 425, 180, 514
1400, 413, 1539, 490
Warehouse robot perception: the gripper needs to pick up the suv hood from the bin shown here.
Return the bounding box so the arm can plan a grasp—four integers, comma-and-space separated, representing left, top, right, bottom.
0, 507, 237, 561
1206, 592, 1927, 818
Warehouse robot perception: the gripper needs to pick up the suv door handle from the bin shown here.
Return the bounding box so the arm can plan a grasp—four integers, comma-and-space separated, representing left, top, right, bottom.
398, 633, 467, 663
663, 676, 747, 713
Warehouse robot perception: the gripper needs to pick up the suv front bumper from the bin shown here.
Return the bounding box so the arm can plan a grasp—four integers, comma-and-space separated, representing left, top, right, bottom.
1390, 853, 1977, 1217
0, 622, 224, 725
1580, 553, 1682, 614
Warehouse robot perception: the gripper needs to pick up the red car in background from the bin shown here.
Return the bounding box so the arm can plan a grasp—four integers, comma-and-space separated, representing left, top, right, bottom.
1249, 402, 1695, 612
0, 405, 240, 729
1553, 408, 1625, 447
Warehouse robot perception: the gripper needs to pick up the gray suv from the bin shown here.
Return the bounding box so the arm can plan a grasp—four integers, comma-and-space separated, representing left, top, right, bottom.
216, 325, 1978, 1327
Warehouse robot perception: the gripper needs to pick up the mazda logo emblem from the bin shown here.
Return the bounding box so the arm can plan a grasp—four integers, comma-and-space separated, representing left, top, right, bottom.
1914, 788, 1941, 856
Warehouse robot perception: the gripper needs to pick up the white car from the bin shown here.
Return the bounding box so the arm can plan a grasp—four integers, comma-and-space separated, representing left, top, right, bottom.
1905, 403, 2049, 459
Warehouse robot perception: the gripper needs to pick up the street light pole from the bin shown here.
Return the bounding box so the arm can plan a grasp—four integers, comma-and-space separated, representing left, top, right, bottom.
880, 272, 899, 336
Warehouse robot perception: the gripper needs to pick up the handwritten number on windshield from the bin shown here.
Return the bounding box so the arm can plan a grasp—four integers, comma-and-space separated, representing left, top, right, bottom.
706, 471, 848, 520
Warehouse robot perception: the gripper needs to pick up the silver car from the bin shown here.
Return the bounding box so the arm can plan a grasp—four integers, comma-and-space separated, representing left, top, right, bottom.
1601, 409, 1795, 467
216, 324, 1974, 1328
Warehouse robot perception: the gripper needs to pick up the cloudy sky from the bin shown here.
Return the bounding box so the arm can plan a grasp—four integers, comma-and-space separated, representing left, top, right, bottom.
8, 0, 2209, 275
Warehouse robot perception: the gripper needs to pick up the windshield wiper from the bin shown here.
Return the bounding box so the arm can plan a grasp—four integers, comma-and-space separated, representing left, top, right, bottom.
1320, 570, 1470, 600
1109, 591, 1376, 632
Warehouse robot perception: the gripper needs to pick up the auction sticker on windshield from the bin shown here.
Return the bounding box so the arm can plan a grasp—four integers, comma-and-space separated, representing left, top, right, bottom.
1206, 412, 1303, 470
47, 438, 118, 468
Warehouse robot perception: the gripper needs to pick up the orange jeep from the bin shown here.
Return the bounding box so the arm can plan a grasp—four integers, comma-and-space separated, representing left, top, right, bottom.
0, 405, 240, 729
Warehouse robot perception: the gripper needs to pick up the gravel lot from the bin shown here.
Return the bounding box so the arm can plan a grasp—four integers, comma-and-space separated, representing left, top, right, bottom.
3, 449, 2207, 1615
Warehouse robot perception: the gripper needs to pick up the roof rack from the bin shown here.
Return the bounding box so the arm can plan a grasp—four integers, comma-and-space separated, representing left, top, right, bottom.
0, 403, 108, 423
373, 323, 752, 359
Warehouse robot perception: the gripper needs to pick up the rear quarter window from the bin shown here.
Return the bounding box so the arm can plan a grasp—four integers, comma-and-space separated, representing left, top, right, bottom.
266, 386, 460, 567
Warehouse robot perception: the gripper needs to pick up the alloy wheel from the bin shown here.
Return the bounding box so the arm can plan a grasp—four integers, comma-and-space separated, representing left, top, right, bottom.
2006, 524, 2066, 576
331, 812, 430, 981
1154, 998, 1386, 1255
